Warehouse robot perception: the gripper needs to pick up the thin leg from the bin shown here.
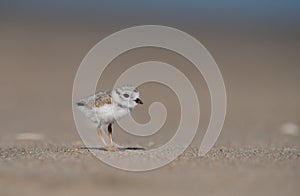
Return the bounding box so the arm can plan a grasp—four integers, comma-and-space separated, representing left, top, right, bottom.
108, 123, 113, 146
106, 123, 118, 152
97, 126, 108, 147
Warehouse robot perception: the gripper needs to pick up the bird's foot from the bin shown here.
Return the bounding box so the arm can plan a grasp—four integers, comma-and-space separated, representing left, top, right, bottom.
105, 145, 118, 152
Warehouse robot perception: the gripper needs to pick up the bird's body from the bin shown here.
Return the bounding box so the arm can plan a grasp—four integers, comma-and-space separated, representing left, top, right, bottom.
76, 89, 131, 125
75, 85, 143, 151
94, 102, 131, 125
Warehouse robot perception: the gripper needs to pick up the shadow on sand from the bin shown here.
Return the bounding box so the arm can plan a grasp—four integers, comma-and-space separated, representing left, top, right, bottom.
80, 147, 146, 151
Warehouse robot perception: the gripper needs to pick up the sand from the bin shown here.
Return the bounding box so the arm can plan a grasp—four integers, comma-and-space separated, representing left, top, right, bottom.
0, 143, 299, 196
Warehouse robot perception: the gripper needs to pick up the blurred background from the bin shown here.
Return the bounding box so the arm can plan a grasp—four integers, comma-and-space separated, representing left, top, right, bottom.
1, 0, 299, 147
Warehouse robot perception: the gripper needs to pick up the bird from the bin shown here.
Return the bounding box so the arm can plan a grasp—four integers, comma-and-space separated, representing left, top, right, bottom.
75, 85, 143, 151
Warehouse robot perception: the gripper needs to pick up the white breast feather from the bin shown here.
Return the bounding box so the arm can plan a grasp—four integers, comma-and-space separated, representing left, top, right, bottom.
94, 103, 130, 125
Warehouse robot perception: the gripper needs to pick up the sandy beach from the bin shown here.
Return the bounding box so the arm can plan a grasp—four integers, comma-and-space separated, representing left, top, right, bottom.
0, 1, 299, 195
0, 143, 299, 196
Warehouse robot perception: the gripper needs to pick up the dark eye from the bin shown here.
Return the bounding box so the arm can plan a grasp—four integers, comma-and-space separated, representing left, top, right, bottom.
123, 93, 129, 98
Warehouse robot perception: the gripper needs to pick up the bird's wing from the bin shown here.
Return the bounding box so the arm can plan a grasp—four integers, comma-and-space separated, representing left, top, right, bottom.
76, 90, 113, 108
94, 91, 113, 107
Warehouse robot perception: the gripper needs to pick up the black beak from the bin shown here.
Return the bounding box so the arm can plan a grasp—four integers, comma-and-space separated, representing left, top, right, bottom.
135, 98, 143, 104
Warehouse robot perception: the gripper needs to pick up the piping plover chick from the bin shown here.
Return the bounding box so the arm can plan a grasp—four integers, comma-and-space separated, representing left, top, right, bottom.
75, 85, 143, 151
